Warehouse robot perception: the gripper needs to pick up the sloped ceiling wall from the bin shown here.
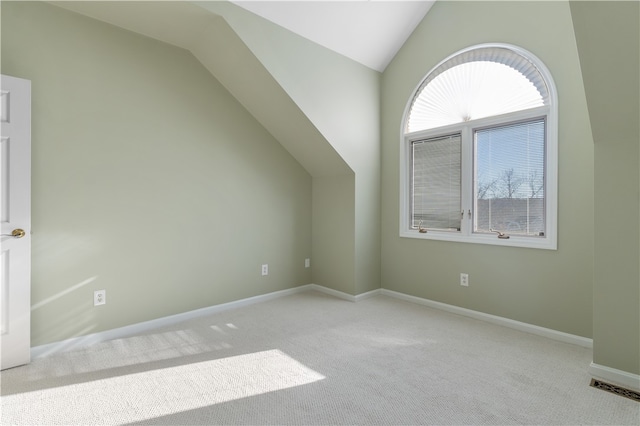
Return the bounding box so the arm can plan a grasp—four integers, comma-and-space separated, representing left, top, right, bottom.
195, 1, 381, 295
192, 15, 353, 178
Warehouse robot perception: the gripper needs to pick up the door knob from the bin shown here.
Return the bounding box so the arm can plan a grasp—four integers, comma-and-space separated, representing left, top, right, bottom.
2, 229, 26, 238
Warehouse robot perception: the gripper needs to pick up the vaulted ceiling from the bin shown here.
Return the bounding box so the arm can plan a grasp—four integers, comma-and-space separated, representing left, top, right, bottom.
230, 1, 434, 71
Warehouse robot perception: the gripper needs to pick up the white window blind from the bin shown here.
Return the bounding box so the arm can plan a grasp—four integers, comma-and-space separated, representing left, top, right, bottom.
411, 134, 461, 231
474, 119, 546, 236
406, 47, 549, 134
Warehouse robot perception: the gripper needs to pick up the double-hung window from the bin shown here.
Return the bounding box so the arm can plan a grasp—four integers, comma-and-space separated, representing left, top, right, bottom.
400, 44, 558, 249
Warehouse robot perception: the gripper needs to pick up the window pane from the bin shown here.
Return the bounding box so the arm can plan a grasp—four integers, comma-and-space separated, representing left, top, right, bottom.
412, 134, 461, 231
474, 119, 545, 236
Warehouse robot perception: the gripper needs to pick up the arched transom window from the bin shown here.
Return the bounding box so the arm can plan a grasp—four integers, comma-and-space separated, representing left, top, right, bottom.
400, 44, 558, 250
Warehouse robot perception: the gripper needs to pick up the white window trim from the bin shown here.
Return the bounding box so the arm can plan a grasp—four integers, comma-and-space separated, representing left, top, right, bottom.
399, 43, 558, 250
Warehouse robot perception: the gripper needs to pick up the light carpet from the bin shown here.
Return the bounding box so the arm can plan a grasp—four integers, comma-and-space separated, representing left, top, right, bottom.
1, 291, 638, 425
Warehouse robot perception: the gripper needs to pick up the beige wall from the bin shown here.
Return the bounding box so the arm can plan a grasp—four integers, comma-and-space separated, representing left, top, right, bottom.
2, 1, 312, 346
570, 1, 640, 375
381, 1, 594, 337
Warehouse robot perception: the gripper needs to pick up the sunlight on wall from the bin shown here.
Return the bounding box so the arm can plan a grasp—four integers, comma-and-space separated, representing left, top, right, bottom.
3, 350, 325, 424
31, 276, 97, 311
30, 276, 100, 350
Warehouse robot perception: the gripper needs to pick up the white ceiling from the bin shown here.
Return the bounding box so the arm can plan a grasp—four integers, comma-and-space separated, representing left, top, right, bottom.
231, 1, 435, 71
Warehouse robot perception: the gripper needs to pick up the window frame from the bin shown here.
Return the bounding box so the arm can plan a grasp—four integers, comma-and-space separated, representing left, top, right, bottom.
399, 43, 558, 250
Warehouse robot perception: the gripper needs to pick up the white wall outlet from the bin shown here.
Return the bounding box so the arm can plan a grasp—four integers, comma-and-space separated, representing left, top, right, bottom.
261, 264, 268, 276
94, 289, 106, 306
305, 258, 310, 268
460, 273, 469, 287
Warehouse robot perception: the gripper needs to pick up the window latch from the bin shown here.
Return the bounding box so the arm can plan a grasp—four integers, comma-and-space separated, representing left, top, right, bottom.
490, 229, 510, 239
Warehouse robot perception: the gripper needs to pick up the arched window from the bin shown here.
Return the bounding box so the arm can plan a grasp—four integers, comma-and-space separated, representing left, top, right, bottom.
400, 44, 557, 249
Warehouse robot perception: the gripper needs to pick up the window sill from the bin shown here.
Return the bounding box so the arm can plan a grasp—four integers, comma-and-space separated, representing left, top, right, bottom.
399, 229, 557, 250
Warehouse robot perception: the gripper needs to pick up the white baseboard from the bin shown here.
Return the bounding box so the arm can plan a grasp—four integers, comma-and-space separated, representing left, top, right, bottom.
32, 283, 640, 392
308, 284, 382, 302
307, 284, 354, 301
355, 288, 383, 302
589, 362, 640, 391
380, 289, 593, 348
31, 283, 594, 361
31, 284, 314, 359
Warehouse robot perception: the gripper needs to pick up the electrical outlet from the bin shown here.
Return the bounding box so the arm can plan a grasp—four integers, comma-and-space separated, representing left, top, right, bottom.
305, 258, 310, 268
261, 264, 268, 276
94, 289, 106, 306
460, 273, 469, 287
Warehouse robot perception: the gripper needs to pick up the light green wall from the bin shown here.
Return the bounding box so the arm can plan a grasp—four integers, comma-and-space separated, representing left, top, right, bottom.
189, 13, 351, 179
1, 1, 312, 346
381, 1, 594, 337
570, 1, 640, 375
196, 1, 381, 296
8, 0, 635, 379
312, 175, 356, 295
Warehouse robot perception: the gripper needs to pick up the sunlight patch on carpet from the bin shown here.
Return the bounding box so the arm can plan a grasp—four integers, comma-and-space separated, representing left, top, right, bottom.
2, 350, 325, 425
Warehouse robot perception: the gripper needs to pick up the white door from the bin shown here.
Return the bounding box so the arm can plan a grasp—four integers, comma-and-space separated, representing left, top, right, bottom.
1, 74, 31, 370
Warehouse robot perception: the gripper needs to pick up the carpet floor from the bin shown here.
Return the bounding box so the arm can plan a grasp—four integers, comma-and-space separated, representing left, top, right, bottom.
1, 291, 638, 425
